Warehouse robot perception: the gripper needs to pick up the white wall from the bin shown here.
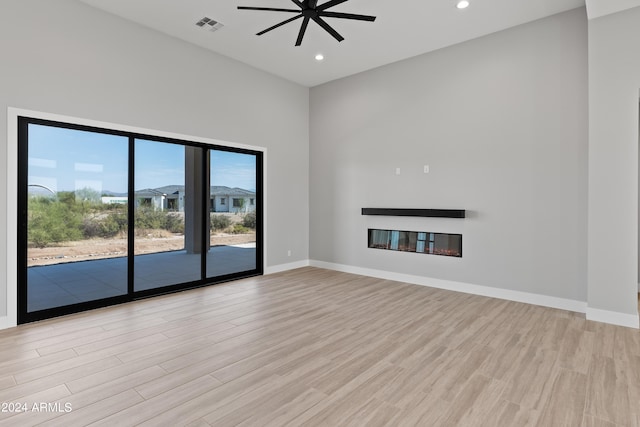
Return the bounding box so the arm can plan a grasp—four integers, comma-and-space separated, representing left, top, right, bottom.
214, 197, 229, 213
310, 9, 588, 303
588, 6, 640, 322
0, 0, 309, 322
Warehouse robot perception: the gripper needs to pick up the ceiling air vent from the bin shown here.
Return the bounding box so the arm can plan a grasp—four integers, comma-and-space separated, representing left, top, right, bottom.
195, 17, 224, 32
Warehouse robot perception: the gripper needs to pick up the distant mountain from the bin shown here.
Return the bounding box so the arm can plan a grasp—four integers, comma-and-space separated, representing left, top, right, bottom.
102, 190, 127, 197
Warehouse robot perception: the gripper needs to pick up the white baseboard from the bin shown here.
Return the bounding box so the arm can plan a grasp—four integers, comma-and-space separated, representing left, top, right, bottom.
0, 316, 17, 331
586, 308, 640, 329
265, 259, 310, 275
310, 260, 588, 314
311, 260, 640, 329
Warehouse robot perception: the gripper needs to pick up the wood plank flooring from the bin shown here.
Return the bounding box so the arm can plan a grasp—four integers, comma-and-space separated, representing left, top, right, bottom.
0, 267, 639, 426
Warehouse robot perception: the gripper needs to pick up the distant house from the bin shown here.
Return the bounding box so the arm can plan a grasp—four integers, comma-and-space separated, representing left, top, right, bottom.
100, 196, 128, 205
102, 185, 256, 214
210, 186, 256, 213
134, 188, 176, 212
144, 185, 184, 212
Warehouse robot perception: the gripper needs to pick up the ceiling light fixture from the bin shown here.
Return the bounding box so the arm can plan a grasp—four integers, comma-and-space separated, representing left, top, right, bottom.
456, 1, 470, 9
315, 53, 324, 61
238, 0, 376, 47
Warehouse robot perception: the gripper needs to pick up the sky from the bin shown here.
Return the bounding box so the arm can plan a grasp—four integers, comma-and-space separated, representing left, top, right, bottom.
27, 124, 257, 195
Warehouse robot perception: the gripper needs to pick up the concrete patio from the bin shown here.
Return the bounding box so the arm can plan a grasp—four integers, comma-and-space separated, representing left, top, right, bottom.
27, 244, 256, 312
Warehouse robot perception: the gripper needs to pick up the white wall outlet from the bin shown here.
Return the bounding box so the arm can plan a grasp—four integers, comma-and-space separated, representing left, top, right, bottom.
424, 165, 430, 174
395, 167, 401, 175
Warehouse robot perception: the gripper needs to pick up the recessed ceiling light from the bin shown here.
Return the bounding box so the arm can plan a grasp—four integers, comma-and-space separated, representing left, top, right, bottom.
456, 1, 470, 9
315, 54, 324, 61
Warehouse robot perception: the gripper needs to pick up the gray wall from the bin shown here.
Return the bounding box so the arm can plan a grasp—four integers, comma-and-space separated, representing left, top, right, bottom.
0, 0, 309, 317
588, 6, 640, 315
310, 8, 588, 301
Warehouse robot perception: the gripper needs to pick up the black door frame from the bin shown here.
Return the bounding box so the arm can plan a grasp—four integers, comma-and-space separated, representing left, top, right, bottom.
17, 116, 263, 324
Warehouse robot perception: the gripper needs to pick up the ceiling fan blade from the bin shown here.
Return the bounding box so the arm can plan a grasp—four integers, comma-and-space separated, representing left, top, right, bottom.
317, 0, 350, 12
319, 11, 376, 22
238, 7, 300, 13
256, 14, 302, 36
295, 16, 311, 46
311, 16, 344, 42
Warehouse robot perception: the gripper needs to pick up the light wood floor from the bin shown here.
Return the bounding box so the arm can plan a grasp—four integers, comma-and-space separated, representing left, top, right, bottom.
0, 267, 639, 426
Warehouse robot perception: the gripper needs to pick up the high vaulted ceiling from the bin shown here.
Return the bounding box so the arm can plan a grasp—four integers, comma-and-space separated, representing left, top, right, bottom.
585, 0, 640, 19
78, 0, 590, 87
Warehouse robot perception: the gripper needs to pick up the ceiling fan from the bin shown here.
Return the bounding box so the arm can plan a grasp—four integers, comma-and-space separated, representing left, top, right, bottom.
238, 0, 376, 46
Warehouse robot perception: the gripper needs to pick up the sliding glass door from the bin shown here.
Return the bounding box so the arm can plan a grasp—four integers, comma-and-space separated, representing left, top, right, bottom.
23, 124, 129, 313
133, 140, 201, 291
18, 117, 262, 323
207, 149, 258, 278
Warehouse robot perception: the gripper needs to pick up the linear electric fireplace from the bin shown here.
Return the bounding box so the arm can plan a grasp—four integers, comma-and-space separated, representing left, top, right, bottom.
368, 229, 462, 257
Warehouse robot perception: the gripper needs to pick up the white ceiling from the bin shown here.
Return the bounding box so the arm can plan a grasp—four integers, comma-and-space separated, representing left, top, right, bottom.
78, 0, 587, 87
585, 0, 640, 18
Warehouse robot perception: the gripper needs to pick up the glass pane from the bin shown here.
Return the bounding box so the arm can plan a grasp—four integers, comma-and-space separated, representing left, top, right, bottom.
207, 149, 257, 277
390, 231, 400, 250
27, 124, 128, 312
367, 229, 462, 257
133, 140, 201, 291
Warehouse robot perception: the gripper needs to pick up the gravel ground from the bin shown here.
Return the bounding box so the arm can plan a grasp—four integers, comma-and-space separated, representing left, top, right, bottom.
27, 233, 256, 267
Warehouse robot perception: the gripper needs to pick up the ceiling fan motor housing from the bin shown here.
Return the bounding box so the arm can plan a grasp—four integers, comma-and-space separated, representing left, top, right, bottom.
238, 0, 376, 46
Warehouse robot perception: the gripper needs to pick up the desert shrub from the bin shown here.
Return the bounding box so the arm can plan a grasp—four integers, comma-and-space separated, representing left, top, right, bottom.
164, 213, 184, 234
135, 207, 165, 230
97, 211, 128, 237
231, 224, 250, 234
134, 228, 174, 238
141, 209, 181, 232
95, 201, 128, 212
29, 194, 184, 247
75, 187, 102, 204
211, 214, 231, 231
29, 228, 53, 249
81, 217, 102, 239
56, 191, 77, 207
81, 211, 126, 239
28, 197, 83, 247
135, 208, 184, 234
242, 211, 256, 229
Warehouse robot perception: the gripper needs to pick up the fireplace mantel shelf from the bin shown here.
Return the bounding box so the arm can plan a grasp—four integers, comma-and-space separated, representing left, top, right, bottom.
361, 208, 466, 219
